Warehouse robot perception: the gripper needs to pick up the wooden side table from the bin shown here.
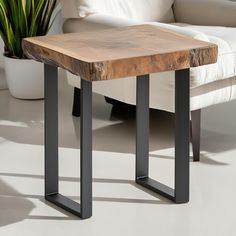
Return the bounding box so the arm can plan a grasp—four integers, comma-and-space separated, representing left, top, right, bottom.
22, 24, 218, 219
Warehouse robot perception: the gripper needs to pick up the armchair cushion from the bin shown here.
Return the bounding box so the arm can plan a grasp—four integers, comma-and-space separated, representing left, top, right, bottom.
76, 0, 175, 22
174, 0, 236, 27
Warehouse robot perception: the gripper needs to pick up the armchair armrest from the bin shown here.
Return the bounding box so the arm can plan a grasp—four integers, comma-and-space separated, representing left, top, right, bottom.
63, 13, 141, 33
173, 0, 236, 27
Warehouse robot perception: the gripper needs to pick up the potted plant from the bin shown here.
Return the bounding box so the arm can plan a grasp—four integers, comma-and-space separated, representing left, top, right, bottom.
0, 0, 57, 99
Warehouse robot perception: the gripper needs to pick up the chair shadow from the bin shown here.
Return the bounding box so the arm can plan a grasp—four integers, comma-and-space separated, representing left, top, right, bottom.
73, 108, 176, 154
0, 96, 175, 153
0, 86, 234, 169
0, 97, 235, 164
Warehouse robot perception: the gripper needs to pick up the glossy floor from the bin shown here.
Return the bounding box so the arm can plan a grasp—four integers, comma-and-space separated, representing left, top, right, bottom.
0, 70, 236, 236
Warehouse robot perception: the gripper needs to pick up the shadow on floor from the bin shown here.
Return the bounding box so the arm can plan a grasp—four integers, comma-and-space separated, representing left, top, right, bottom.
0, 170, 173, 224
0, 172, 172, 210
0, 179, 35, 227
149, 153, 229, 166
0, 89, 235, 164
0, 96, 175, 153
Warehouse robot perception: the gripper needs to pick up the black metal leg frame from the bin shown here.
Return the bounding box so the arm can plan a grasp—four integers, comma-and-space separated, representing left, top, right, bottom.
136, 69, 190, 204
44, 64, 92, 219
44, 64, 190, 219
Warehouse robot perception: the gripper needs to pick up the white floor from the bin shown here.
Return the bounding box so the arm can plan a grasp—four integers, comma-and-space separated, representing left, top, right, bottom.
0, 70, 236, 236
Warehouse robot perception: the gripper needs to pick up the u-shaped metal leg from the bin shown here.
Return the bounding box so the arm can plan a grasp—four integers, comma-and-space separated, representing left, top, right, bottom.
44, 64, 92, 219
136, 69, 190, 204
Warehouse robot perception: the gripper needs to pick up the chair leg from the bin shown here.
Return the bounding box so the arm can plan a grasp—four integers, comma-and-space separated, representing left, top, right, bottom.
105, 97, 126, 107
191, 109, 201, 162
72, 87, 81, 117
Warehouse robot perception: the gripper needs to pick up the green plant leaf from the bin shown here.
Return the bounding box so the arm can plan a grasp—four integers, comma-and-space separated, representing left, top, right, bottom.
0, 0, 57, 58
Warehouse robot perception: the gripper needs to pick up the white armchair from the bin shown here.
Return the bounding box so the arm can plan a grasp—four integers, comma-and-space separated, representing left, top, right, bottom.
60, 0, 236, 161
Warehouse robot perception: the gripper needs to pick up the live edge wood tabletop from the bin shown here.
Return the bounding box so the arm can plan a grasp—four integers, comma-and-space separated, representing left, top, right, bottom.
22, 24, 218, 81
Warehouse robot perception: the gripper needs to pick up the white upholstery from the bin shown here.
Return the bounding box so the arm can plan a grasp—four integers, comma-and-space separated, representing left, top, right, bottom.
61, 0, 175, 22
67, 71, 236, 112
61, 0, 78, 18
63, 13, 140, 33
61, 0, 236, 112
174, 0, 236, 27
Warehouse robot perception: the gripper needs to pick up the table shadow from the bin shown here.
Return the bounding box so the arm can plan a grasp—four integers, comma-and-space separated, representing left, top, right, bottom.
0, 179, 35, 227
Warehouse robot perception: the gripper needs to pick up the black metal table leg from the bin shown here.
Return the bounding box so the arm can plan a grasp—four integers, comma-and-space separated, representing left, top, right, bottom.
44, 64, 92, 219
136, 69, 190, 203
175, 69, 190, 203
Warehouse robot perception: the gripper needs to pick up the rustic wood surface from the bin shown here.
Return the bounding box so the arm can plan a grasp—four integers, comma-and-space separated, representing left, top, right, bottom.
22, 24, 218, 81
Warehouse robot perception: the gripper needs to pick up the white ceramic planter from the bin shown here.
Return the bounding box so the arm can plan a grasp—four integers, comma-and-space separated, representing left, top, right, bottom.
4, 55, 44, 99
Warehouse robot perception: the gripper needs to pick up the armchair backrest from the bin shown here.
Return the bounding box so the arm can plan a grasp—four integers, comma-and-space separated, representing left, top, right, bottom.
61, 0, 175, 23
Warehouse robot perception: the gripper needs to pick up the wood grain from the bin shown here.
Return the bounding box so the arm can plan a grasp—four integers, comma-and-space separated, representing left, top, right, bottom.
22, 24, 218, 81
